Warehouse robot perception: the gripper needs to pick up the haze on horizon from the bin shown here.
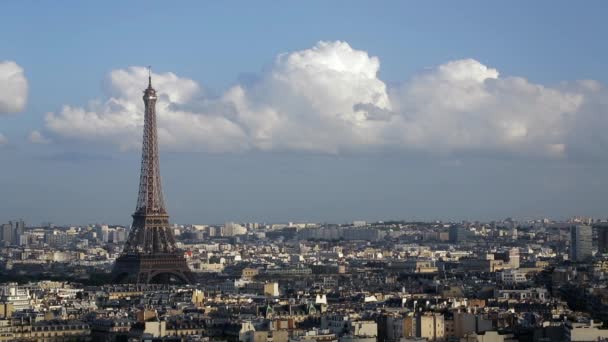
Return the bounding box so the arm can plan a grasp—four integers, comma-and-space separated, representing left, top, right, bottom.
1, 1, 608, 226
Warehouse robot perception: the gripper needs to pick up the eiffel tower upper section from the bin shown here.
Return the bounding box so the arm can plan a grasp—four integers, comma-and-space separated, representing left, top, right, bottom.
136, 72, 166, 216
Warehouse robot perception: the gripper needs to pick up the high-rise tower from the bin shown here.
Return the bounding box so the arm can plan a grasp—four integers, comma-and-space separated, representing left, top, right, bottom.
596, 223, 608, 254
112, 71, 194, 284
570, 225, 592, 262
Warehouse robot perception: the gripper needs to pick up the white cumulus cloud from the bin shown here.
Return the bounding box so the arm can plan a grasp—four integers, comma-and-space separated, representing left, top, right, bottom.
42, 41, 608, 159
29, 130, 51, 144
45, 67, 248, 152
0, 61, 28, 114
389, 58, 585, 157
225, 40, 392, 153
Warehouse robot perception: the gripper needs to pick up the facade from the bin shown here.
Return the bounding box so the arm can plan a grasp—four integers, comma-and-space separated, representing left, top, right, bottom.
0, 221, 25, 246
0, 284, 31, 312
385, 316, 405, 341
348, 321, 377, 338
403, 313, 444, 341
597, 224, 608, 254
494, 288, 548, 302
224, 222, 247, 236
417, 313, 444, 341
508, 247, 520, 269
0, 225, 12, 246
568, 320, 608, 341
497, 269, 527, 284
449, 226, 468, 243
0, 321, 90, 341
264, 282, 280, 297
570, 225, 592, 262
452, 313, 493, 338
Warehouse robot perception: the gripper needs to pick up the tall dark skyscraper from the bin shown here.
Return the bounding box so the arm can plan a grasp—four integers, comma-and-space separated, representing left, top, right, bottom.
0, 224, 12, 246
112, 72, 194, 284
11, 220, 24, 245
449, 225, 468, 243
596, 224, 608, 254
570, 225, 592, 262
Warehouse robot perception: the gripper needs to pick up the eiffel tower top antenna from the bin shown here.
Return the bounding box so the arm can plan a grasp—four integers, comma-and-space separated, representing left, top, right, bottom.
147, 66, 152, 88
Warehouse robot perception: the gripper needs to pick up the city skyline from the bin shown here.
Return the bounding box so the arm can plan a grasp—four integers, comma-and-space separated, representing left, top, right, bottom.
2, 3, 608, 339
2, 1, 608, 224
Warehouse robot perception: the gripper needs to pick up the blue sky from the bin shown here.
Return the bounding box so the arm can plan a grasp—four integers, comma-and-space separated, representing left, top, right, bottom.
1, 1, 608, 225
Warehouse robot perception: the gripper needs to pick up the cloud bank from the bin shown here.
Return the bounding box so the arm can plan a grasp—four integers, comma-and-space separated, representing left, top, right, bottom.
43, 41, 607, 159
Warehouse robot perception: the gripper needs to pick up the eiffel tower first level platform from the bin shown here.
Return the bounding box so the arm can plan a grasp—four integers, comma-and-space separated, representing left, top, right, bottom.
113, 252, 195, 284
111, 71, 195, 284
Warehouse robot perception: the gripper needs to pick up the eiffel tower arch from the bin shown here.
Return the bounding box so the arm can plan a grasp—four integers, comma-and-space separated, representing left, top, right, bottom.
112, 70, 195, 284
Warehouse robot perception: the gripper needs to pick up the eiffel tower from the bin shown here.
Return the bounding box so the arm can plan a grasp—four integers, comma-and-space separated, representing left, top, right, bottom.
112, 70, 195, 284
